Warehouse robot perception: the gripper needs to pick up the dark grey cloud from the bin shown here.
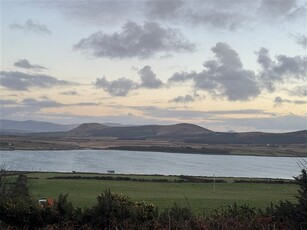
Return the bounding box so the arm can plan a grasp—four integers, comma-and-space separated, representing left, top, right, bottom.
0, 71, 73, 91
32, 0, 304, 32
21, 98, 100, 108
292, 33, 307, 48
190, 10, 248, 31
14, 59, 46, 70
60, 90, 78, 96
288, 85, 307, 97
0, 99, 17, 105
94, 65, 163, 96
286, 5, 306, 20
257, 0, 306, 22
73, 102, 100, 106
128, 105, 273, 119
169, 42, 260, 101
32, 1, 138, 25
138, 65, 163, 88
94, 76, 137, 96
146, 0, 184, 19
145, 0, 253, 30
258, 0, 297, 17
10, 19, 51, 34
74, 21, 195, 59
169, 94, 195, 104
257, 48, 307, 91
21, 98, 62, 108
3, 98, 100, 111
168, 45, 306, 100
274, 96, 306, 105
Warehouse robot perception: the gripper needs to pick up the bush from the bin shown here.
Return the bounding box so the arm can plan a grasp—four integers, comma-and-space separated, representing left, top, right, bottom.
272, 169, 307, 229
56, 193, 75, 222
159, 203, 195, 229
81, 189, 158, 229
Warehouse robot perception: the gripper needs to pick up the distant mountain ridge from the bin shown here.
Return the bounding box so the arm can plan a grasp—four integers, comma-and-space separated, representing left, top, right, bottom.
0, 119, 78, 133
1, 120, 306, 144
0, 120, 123, 134
64, 123, 306, 144
41, 122, 306, 144
67, 123, 213, 138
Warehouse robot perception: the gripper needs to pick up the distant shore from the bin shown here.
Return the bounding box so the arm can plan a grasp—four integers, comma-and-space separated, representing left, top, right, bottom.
1, 144, 306, 157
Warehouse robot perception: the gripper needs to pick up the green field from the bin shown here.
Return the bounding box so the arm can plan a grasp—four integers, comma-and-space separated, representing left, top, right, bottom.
26, 172, 298, 214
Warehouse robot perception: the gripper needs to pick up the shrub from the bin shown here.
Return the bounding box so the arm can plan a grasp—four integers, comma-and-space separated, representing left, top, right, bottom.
56, 193, 75, 222
159, 203, 195, 228
81, 189, 158, 229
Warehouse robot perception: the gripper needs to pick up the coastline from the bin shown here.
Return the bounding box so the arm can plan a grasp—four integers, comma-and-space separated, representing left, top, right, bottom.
1, 136, 306, 157
1, 145, 306, 157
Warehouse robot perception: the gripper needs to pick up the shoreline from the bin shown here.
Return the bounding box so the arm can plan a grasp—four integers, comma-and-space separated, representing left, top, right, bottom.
4, 170, 296, 181
1, 136, 306, 157
1, 146, 306, 158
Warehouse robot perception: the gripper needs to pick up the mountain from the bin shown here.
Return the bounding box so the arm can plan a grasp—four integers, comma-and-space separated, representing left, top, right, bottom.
64, 123, 212, 139
67, 123, 109, 136
184, 130, 307, 144
1, 120, 306, 144
0, 120, 78, 133
62, 123, 307, 144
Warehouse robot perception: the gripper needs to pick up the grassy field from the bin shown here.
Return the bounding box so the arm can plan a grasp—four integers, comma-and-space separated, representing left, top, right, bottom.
26, 172, 298, 214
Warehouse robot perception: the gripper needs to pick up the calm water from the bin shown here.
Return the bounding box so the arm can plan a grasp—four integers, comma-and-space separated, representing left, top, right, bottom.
0, 150, 305, 179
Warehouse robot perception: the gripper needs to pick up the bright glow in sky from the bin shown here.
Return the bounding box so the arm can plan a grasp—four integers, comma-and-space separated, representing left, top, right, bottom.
1, 0, 306, 132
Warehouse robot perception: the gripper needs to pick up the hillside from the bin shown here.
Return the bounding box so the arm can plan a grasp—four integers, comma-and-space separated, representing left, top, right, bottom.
0, 119, 78, 133
61, 123, 306, 144
1, 120, 306, 145
67, 123, 109, 136
69, 123, 213, 140
184, 130, 307, 144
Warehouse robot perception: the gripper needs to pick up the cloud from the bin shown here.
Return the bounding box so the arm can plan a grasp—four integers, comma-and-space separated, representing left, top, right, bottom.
288, 85, 307, 97
256, 48, 307, 91
291, 33, 307, 48
0, 99, 17, 105
169, 94, 195, 104
274, 96, 306, 106
94, 65, 163, 96
21, 98, 62, 108
94, 76, 137, 96
74, 21, 195, 59
146, 0, 184, 19
257, 0, 305, 21
10, 19, 51, 34
285, 5, 306, 20
33, 0, 304, 32
128, 105, 273, 119
211, 114, 307, 132
21, 98, 100, 108
33, 1, 138, 25
258, 0, 296, 16
60, 90, 78, 96
0, 71, 74, 91
138, 65, 163, 88
145, 0, 253, 30
14, 59, 46, 70
169, 42, 260, 101
190, 10, 248, 31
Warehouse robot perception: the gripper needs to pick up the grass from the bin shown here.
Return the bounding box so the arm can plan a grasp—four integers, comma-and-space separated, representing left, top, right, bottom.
27, 172, 298, 214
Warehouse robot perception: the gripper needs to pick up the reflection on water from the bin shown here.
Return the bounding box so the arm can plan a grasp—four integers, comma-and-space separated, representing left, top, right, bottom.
0, 150, 305, 179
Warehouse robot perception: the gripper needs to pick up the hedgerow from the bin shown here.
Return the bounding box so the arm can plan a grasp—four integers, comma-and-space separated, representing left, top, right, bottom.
0, 169, 306, 229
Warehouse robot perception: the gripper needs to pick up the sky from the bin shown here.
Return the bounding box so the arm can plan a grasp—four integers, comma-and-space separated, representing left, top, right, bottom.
0, 0, 306, 132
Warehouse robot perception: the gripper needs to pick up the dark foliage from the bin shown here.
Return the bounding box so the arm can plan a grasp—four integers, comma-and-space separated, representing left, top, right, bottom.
0, 169, 306, 229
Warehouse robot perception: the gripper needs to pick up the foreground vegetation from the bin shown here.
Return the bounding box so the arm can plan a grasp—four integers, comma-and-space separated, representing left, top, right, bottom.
26, 172, 298, 212
1, 169, 306, 229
